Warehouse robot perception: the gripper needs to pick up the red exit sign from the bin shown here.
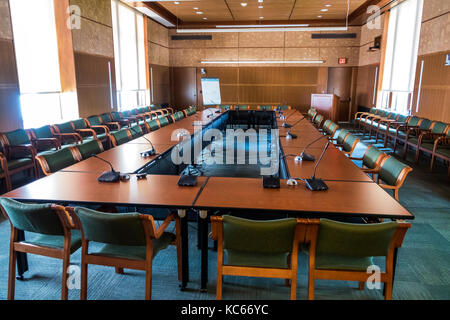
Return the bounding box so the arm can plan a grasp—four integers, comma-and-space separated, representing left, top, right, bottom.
338, 58, 348, 65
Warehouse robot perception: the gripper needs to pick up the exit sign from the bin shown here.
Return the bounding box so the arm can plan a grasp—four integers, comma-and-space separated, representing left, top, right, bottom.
338, 58, 348, 65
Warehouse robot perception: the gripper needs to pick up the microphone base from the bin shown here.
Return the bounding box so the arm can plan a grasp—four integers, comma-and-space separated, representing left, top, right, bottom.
140, 149, 156, 157
98, 171, 120, 183
282, 123, 292, 128
305, 178, 328, 191
300, 152, 315, 161
286, 133, 297, 139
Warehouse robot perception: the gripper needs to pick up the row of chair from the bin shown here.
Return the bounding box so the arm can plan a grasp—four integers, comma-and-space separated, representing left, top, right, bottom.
306, 108, 413, 201
216, 104, 291, 111
0, 197, 410, 300
353, 107, 450, 176
0, 105, 197, 187
34, 106, 197, 176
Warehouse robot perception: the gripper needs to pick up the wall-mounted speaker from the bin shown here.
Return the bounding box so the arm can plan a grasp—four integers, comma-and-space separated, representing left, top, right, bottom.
171, 35, 212, 41
311, 33, 357, 39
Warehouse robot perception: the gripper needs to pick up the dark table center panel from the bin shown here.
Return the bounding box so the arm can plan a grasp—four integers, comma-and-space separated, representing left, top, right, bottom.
139, 110, 288, 179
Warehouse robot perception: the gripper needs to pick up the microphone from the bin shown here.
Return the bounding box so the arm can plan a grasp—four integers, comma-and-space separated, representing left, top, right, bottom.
305, 142, 330, 191
285, 116, 306, 139
295, 134, 329, 162
129, 126, 156, 157
91, 154, 120, 182
205, 108, 214, 118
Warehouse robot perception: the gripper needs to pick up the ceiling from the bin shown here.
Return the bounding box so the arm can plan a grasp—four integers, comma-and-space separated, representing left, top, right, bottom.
156, 0, 368, 23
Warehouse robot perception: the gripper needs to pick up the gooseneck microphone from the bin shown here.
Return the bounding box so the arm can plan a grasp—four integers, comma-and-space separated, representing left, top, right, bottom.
285, 116, 306, 139
295, 134, 329, 162
91, 154, 120, 182
129, 126, 156, 157
305, 142, 330, 191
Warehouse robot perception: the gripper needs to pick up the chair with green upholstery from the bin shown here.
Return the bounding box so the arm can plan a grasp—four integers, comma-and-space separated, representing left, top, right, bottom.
0, 151, 11, 191
354, 107, 377, 130
373, 112, 400, 145
323, 121, 339, 138
28, 125, 61, 153
172, 111, 185, 122
277, 105, 291, 110
70, 118, 100, 141
146, 119, 160, 132
413, 121, 449, 163
365, 109, 392, 138
70, 207, 180, 300
0, 198, 81, 300
35, 147, 80, 176
52, 121, 83, 145
157, 116, 170, 128
0, 129, 39, 180
383, 113, 410, 148
304, 218, 411, 300
392, 115, 422, 153
76, 118, 110, 146
129, 124, 144, 139
306, 107, 316, 121
349, 145, 387, 180
330, 128, 350, 147
377, 156, 413, 200
218, 105, 232, 111
359, 108, 383, 135
109, 111, 136, 128
402, 117, 432, 159
313, 114, 325, 129
320, 119, 332, 133
74, 139, 104, 160
109, 128, 132, 147
235, 105, 249, 110
339, 134, 360, 157
258, 105, 274, 111
210, 215, 301, 300
429, 129, 450, 177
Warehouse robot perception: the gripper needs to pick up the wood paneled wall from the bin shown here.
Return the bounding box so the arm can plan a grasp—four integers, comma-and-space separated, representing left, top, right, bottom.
150, 64, 171, 105
194, 67, 327, 111
412, 51, 450, 123
355, 64, 379, 110
74, 52, 117, 117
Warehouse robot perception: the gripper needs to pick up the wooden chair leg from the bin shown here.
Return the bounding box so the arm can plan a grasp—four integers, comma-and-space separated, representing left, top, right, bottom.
429, 154, 435, 172
144, 262, 153, 300
61, 255, 70, 300
359, 281, 365, 290
290, 271, 297, 300
8, 248, 16, 300
394, 189, 399, 201
115, 267, 124, 274
384, 280, 393, 300
216, 270, 223, 300
5, 174, 12, 192
80, 262, 88, 300
414, 147, 420, 164
307, 275, 315, 300
285, 254, 291, 286
403, 142, 408, 159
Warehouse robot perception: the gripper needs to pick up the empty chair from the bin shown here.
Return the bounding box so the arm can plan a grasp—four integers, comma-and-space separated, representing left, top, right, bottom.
313, 114, 325, 129
403, 118, 432, 159
0, 198, 82, 300
349, 145, 387, 180
0, 151, 11, 191
52, 121, 84, 145
35, 147, 80, 176
129, 124, 144, 139
323, 121, 339, 138
73, 139, 104, 160
330, 129, 350, 147
377, 156, 413, 201
258, 105, 274, 111
109, 129, 132, 147
157, 116, 170, 128
210, 215, 301, 300
28, 125, 61, 153
339, 134, 360, 157
235, 105, 249, 110
71, 207, 181, 300
146, 119, 160, 132
428, 129, 450, 176
304, 218, 411, 300
277, 105, 291, 110
414, 121, 449, 163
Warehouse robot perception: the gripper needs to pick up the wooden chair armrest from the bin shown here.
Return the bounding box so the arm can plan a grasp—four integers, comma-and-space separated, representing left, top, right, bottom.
90, 125, 110, 134
105, 122, 121, 130
140, 212, 178, 239
53, 132, 82, 143
210, 216, 222, 241
6, 144, 37, 158
348, 156, 364, 161
76, 128, 97, 138
32, 137, 61, 150
64, 207, 82, 230
378, 183, 397, 190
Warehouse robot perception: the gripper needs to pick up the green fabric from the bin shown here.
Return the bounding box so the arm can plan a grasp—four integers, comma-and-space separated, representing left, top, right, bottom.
158, 117, 169, 127
387, 112, 398, 120
323, 120, 331, 131
315, 219, 398, 271
342, 134, 359, 152
435, 147, 450, 157
419, 118, 432, 130
374, 109, 381, 115
408, 116, 420, 127
222, 215, 297, 269
41, 148, 77, 173
91, 232, 175, 260
0, 198, 64, 235
336, 129, 349, 144
5, 129, 30, 145
77, 140, 102, 159
147, 119, 160, 131
431, 122, 448, 134
327, 122, 338, 136
379, 156, 409, 186
369, 108, 377, 114
235, 105, 249, 110
258, 105, 272, 110
33, 126, 53, 139
380, 110, 389, 117
112, 129, 131, 146
6, 158, 33, 170
130, 125, 143, 139
25, 230, 82, 254
74, 207, 146, 246
87, 116, 102, 126
56, 122, 74, 134
150, 105, 160, 111
314, 114, 323, 124
100, 114, 112, 124
111, 112, 121, 121
277, 105, 290, 110
122, 110, 132, 117
72, 119, 88, 130
363, 146, 384, 169
397, 114, 408, 122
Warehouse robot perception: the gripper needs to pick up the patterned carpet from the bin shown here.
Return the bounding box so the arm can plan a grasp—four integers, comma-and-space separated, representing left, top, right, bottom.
0, 127, 449, 300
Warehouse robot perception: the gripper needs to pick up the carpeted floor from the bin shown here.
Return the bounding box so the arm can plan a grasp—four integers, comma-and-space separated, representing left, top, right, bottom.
0, 127, 449, 300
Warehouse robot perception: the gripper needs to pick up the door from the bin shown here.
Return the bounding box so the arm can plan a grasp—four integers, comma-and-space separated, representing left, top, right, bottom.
171, 67, 197, 109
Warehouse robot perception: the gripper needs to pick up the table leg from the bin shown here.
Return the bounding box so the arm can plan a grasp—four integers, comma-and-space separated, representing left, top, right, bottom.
178, 209, 189, 290
199, 210, 208, 292
16, 230, 28, 280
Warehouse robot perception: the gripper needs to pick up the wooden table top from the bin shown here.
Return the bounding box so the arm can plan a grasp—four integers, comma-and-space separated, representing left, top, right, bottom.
2, 172, 207, 209
62, 143, 174, 174
194, 177, 413, 219
283, 146, 374, 182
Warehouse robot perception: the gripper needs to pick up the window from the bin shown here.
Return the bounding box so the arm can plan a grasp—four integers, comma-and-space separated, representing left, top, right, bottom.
9, 0, 78, 128
380, 0, 423, 114
111, 0, 148, 111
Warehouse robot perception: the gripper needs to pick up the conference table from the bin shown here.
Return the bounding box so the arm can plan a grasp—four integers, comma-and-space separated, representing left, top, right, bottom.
1, 106, 414, 292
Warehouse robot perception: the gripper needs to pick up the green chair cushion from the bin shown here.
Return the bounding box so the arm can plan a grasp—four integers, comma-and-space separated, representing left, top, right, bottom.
76, 140, 102, 160
56, 122, 75, 134
436, 147, 450, 157
91, 232, 175, 261
363, 146, 384, 169
431, 122, 448, 134
225, 250, 290, 269
158, 117, 169, 127
40, 148, 77, 173
342, 134, 359, 152
147, 119, 160, 131
25, 230, 82, 254
7, 158, 33, 170
72, 119, 88, 130
87, 116, 102, 126
315, 253, 374, 271
130, 125, 143, 139
379, 157, 409, 186
112, 129, 131, 146
33, 126, 53, 139
5, 129, 30, 146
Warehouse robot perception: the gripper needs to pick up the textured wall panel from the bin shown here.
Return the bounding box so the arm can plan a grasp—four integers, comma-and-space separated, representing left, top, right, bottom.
0, 0, 12, 40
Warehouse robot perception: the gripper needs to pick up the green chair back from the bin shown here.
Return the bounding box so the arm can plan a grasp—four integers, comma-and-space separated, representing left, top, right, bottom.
112, 129, 131, 146
397, 114, 408, 123
222, 215, 297, 268
235, 105, 249, 110
379, 156, 409, 186
323, 120, 331, 131
33, 125, 54, 139
0, 198, 64, 235
363, 146, 384, 169
100, 113, 112, 124
342, 134, 359, 153
419, 118, 432, 130
158, 117, 169, 127
314, 114, 324, 125
219, 105, 231, 110
277, 105, 290, 110
39, 148, 78, 173
407, 116, 421, 127
387, 112, 398, 120
76, 139, 103, 159
147, 119, 160, 131
111, 112, 122, 121
129, 125, 143, 139
326, 122, 339, 136
55, 122, 75, 134
74, 207, 146, 246
72, 119, 88, 130
87, 116, 102, 126
431, 121, 448, 134
258, 105, 272, 111
369, 107, 377, 114
336, 129, 349, 144
316, 219, 398, 259
374, 109, 382, 115
150, 105, 159, 111
4, 129, 31, 145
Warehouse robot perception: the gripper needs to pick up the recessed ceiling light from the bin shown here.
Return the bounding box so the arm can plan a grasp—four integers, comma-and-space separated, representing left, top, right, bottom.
203, 17, 207, 20
325, 4, 332, 7
193, 7, 198, 10
258, 6, 263, 8
174, 1, 179, 4
259, 16, 264, 19
320, 9, 328, 12
241, 3, 247, 7
258, 0, 263, 3
317, 15, 322, 18
196, 11, 203, 14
